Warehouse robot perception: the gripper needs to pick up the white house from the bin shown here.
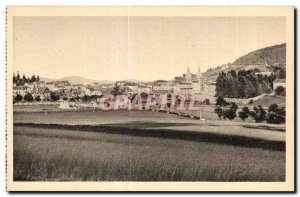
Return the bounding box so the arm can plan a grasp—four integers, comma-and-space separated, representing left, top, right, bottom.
138, 86, 151, 94
174, 83, 193, 95
46, 82, 58, 92
84, 88, 92, 96
36, 87, 51, 100
127, 85, 139, 94
90, 90, 102, 96
13, 86, 27, 97
37, 81, 46, 87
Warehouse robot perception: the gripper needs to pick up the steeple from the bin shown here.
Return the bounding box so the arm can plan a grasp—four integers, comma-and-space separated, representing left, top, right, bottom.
197, 66, 202, 78
186, 66, 192, 83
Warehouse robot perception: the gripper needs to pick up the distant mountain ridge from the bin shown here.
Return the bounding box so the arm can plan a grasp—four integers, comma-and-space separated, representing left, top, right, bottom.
40, 44, 286, 84
40, 76, 114, 85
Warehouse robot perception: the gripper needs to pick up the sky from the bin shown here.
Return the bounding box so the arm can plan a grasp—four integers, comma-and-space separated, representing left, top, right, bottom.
13, 16, 286, 81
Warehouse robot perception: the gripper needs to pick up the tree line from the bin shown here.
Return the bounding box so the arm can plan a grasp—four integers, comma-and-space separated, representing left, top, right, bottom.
13, 92, 61, 103
214, 96, 285, 124
215, 69, 276, 98
13, 73, 40, 86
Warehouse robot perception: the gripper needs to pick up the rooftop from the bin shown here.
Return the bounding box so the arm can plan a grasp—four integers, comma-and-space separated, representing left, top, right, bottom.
13, 86, 26, 90
274, 78, 286, 83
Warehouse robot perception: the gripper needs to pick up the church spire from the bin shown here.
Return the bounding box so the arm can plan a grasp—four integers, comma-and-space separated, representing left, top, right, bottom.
197, 66, 202, 78
186, 66, 192, 83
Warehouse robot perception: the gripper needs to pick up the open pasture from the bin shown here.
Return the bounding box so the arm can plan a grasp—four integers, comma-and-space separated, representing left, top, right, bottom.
14, 126, 285, 181
13, 109, 286, 181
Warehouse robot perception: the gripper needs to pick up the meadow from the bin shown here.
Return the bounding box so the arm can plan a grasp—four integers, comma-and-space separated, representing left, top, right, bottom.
13, 107, 286, 181
14, 126, 285, 182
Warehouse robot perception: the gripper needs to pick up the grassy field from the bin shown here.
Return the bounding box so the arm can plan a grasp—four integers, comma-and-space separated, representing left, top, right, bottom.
14, 126, 285, 182
13, 104, 61, 112
14, 110, 285, 142
13, 108, 286, 182
250, 95, 286, 107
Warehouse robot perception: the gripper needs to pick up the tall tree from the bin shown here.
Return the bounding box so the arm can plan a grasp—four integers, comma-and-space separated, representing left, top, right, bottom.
13, 73, 16, 83
30, 74, 36, 83
22, 74, 27, 83
16, 72, 20, 81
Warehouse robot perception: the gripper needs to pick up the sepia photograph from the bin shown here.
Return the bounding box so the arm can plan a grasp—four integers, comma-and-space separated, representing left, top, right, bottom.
6, 6, 294, 191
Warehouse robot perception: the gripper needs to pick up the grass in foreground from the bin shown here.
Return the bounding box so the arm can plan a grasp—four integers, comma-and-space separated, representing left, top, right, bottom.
14, 126, 285, 182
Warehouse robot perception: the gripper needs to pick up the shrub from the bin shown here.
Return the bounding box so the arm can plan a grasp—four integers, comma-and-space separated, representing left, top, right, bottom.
276, 107, 286, 124
35, 95, 41, 102
216, 96, 228, 106
90, 95, 102, 100
70, 98, 76, 102
249, 105, 266, 123
50, 92, 60, 102
248, 99, 254, 104
24, 93, 34, 102
214, 106, 223, 120
238, 106, 250, 121
275, 86, 285, 96
215, 102, 237, 121
14, 94, 23, 102
203, 99, 210, 105
267, 103, 285, 124
82, 95, 91, 102
223, 102, 238, 121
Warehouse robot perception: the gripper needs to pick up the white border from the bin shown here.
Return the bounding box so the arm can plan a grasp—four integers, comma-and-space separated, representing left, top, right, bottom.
0, 0, 299, 196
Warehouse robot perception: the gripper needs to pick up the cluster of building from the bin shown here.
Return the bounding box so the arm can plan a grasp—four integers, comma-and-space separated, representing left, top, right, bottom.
152, 67, 216, 102
13, 80, 113, 101
13, 67, 217, 103
13, 66, 286, 103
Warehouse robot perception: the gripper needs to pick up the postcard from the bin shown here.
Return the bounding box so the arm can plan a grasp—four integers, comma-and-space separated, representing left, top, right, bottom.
6, 6, 294, 192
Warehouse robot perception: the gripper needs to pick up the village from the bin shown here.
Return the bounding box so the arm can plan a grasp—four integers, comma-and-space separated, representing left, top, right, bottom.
13, 65, 286, 109
12, 67, 213, 104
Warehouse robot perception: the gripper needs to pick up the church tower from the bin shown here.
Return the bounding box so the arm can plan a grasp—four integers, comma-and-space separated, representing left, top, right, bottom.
186, 66, 192, 83
196, 66, 202, 79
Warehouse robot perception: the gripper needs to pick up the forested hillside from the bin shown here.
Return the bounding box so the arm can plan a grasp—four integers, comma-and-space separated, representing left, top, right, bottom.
204, 43, 286, 81
233, 43, 286, 67
215, 70, 276, 99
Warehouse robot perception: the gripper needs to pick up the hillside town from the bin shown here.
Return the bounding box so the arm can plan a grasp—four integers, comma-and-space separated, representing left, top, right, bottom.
13, 64, 286, 106
12, 67, 209, 103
